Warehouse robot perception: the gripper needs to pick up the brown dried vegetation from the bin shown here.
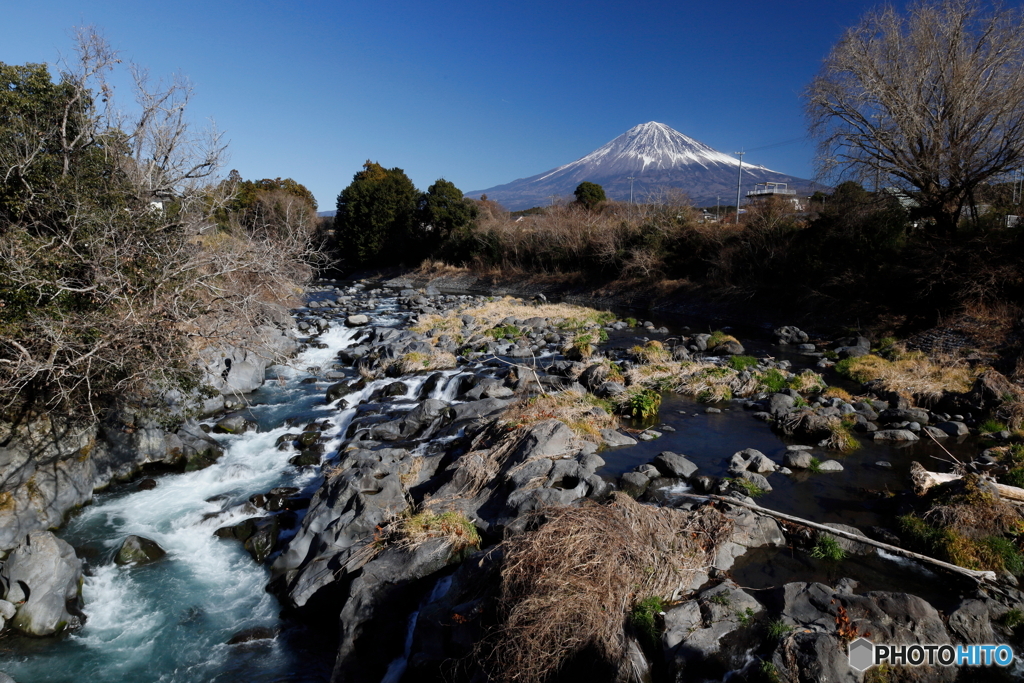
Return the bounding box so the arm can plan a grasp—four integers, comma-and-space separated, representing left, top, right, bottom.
477, 493, 732, 683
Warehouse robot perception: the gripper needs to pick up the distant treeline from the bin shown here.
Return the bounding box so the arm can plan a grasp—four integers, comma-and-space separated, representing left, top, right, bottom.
326, 166, 1024, 332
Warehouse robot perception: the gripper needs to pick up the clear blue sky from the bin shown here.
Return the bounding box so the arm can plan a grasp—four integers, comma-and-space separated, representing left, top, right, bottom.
3, 0, 969, 210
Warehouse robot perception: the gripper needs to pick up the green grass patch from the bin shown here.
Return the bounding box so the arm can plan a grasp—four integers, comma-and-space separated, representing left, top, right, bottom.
629, 596, 667, 650
708, 593, 731, 606
728, 355, 759, 371
766, 618, 792, 641
980, 419, 1007, 433
810, 534, 847, 562
757, 368, 788, 393
730, 478, 767, 498
1004, 608, 1024, 629
1002, 467, 1024, 488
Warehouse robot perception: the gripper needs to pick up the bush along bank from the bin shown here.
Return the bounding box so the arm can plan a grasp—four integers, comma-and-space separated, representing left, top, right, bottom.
219, 282, 1024, 683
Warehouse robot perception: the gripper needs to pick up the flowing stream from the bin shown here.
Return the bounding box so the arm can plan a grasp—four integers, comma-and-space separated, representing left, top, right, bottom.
2, 310, 410, 682
0, 289, 988, 682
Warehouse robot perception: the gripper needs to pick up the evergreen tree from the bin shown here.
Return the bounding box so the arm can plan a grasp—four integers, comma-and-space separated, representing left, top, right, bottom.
335, 161, 419, 268
418, 178, 478, 251
574, 181, 606, 210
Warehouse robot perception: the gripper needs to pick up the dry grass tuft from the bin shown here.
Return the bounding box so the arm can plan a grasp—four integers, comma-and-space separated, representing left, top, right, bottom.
478, 493, 732, 683
412, 297, 615, 335
923, 475, 1022, 539
630, 340, 671, 364
821, 386, 854, 401
838, 349, 979, 400
788, 369, 827, 394
391, 349, 457, 374
502, 390, 617, 443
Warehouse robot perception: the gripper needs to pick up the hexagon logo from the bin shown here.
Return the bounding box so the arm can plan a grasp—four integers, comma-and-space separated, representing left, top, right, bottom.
848, 637, 875, 671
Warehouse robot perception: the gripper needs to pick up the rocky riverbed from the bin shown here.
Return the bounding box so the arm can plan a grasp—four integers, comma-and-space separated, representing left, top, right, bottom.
3, 279, 1024, 682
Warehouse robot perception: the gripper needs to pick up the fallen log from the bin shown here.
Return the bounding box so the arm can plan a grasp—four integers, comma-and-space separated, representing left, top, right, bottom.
909, 461, 1024, 503
672, 492, 997, 584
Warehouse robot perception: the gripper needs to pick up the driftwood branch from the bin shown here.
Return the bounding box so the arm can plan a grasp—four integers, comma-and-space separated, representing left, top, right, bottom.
909, 463, 1024, 504
672, 492, 997, 583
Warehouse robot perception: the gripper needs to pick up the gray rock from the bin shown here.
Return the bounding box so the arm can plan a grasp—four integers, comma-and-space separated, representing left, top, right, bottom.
663, 580, 764, 668
213, 414, 256, 435
767, 393, 796, 418
345, 314, 370, 327
596, 381, 626, 398
934, 421, 969, 436
114, 535, 166, 566
817, 459, 844, 472
332, 540, 465, 681
822, 523, 871, 554
783, 451, 814, 468
654, 452, 699, 479
711, 340, 745, 355
873, 429, 919, 442
737, 470, 773, 492
1, 531, 83, 636
620, 471, 650, 498
600, 429, 637, 447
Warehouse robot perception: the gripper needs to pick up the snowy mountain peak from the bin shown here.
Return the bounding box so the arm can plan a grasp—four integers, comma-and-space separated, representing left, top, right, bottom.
563, 121, 767, 176
468, 122, 815, 210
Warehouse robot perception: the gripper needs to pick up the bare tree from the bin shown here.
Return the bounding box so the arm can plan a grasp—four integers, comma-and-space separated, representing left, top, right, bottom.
806, 0, 1024, 233
0, 28, 316, 416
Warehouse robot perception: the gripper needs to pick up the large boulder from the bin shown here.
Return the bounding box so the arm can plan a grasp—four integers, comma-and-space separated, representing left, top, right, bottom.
664, 581, 764, 677
772, 582, 956, 683
0, 531, 84, 636
0, 418, 97, 552
114, 535, 166, 566
654, 452, 699, 479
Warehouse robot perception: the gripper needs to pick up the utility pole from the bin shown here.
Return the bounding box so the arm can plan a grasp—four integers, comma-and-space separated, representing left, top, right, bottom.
734, 151, 745, 224
716, 196, 720, 222
627, 176, 636, 220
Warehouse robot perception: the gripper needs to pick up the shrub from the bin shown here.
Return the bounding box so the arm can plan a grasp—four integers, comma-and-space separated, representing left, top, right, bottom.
788, 370, 827, 393
1002, 467, 1024, 488
486, 324, 524, 340
627, 388, 662, 420
1004, 608, 1024, 629
563, 332, 595, 359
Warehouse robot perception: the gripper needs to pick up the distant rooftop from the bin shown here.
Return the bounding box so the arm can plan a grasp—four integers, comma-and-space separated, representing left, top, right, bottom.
747, 182, 796, 197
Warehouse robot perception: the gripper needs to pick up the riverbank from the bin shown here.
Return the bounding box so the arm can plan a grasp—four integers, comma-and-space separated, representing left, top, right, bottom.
4, 277, 1024, 682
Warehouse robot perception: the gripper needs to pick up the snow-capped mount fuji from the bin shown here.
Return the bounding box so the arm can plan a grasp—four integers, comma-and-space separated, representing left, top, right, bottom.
467, 122, 818, 210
